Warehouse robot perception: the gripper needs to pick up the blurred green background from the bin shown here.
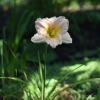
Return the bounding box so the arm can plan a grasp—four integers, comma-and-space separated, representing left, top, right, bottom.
0, 0, 100, 99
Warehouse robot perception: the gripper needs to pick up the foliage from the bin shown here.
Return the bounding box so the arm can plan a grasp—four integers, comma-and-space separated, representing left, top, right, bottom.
1, 59, 100, 100
3, 2, 33, 76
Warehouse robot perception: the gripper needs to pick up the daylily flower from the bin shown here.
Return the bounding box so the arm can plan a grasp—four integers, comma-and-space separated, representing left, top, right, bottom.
31, 16, 72, 48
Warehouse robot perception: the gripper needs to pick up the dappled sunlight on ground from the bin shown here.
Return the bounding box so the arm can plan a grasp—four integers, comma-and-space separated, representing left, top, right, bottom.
47, 59, 100, 81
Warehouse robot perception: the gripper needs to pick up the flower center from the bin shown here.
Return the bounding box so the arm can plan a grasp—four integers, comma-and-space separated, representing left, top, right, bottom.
47, 26, 59, 38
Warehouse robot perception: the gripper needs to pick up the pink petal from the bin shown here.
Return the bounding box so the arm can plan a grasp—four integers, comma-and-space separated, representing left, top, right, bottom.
46, 34, 62, 48
53, 16, 69, 32
62, 32, 72, 43
31, 34, 46, 43
35, 18, 49, 31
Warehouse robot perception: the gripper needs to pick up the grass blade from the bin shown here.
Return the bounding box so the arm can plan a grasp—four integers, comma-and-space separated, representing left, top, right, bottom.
15, 11, 33, 50
46, 64, 83, 99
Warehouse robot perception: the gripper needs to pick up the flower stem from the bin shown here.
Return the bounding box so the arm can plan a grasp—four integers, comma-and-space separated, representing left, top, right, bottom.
43, 44, 48, 100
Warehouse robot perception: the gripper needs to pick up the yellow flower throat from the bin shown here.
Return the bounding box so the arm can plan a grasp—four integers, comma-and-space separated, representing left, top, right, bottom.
47, 26, 59, 38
